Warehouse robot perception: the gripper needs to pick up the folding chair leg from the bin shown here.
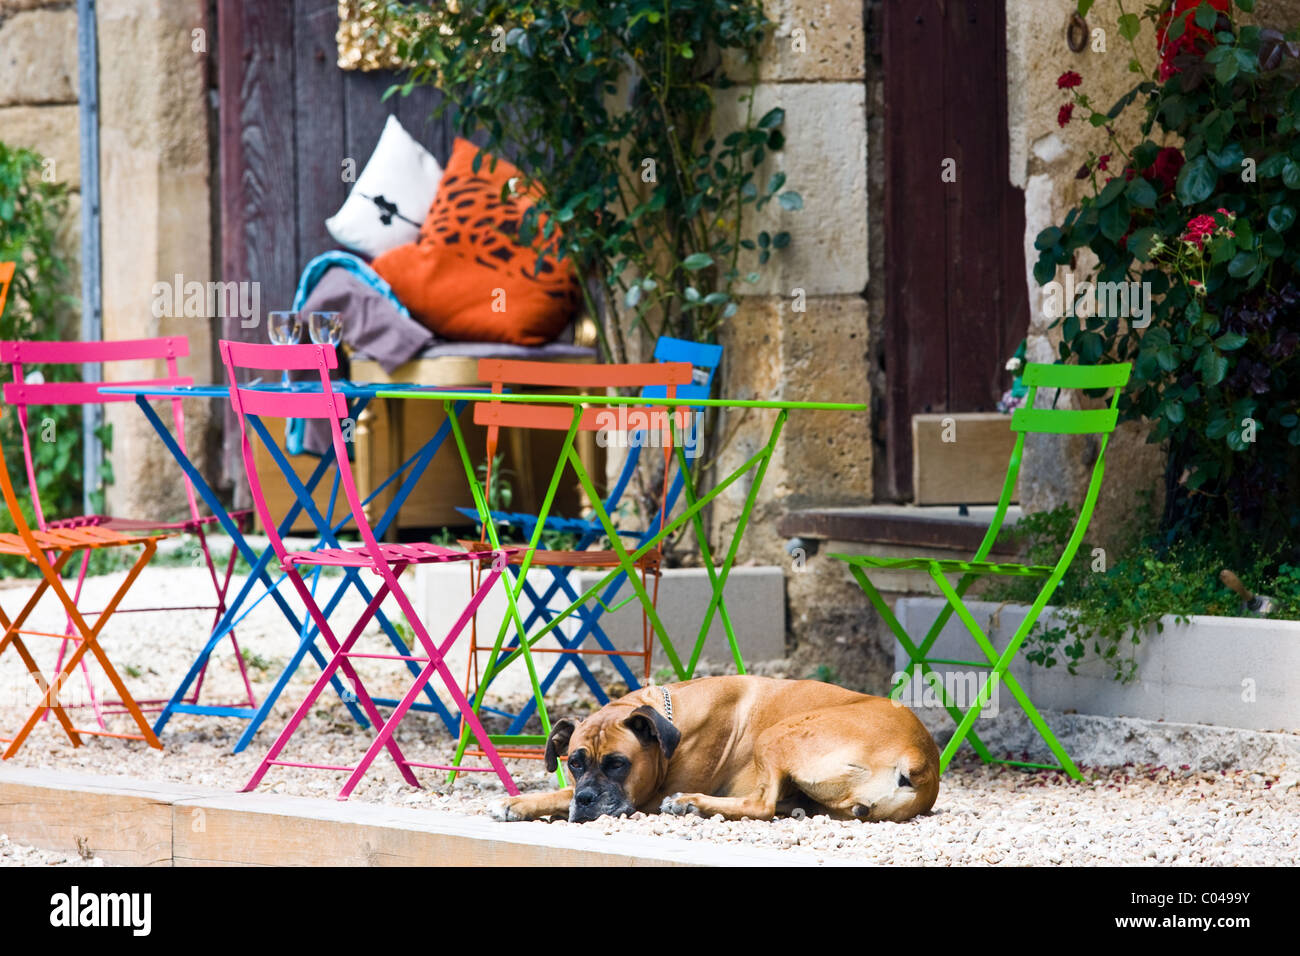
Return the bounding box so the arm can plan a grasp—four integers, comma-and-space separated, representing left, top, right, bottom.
847, 564, 995, 764
7, 544, 163, 755
929, 571, 1083, 780
245, 576, 418, 792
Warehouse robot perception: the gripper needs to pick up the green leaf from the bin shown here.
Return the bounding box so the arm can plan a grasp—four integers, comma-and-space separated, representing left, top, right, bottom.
1197, 349, 1229, 387
771, 231, 791, 249
1035, 226, 1063, 251
1077, 0, 1095, 16
1268, 205, 1296, 232
1096, 176, 1127, 207
777, 191, 803, 211
1215, 52, 1239, 84
1126, 177, 1157, 208
1215, 332, 1248, 351
1207, 143, 1244, 172
1117, 12, 1141, 41
1176, 156, 1218, 205
682, 253, 713, 271
1228, 250, 1258, 277
683, 286, 701, 303
624, 284, 642, 309
1195, 1, 1220, 29
1128, 227, 1160, 260
758, 107, 785, 130
1100, 199, 1130, 241
1235, 0, 1255, 11
1284, 161, 1300, 189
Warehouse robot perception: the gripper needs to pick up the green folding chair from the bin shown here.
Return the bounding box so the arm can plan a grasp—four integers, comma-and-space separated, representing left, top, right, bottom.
832, 361, 1132, 781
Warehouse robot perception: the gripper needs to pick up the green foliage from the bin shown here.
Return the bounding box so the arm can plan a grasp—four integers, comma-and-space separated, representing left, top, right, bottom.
0, 142, 87, 576
386, 0, 800, 357
991, 498, 1300, 682
1040, 6, 1300, 557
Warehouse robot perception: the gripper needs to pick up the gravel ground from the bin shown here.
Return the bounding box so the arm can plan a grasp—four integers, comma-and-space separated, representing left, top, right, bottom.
0, 833, 108, 867
1, 560, 1297, 865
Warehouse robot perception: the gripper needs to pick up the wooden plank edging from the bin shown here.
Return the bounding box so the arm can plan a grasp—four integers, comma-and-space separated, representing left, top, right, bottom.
0, 767, 829, 867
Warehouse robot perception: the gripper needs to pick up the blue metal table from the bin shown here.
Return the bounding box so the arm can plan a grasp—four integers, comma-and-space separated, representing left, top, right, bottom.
100, 381, 471, 751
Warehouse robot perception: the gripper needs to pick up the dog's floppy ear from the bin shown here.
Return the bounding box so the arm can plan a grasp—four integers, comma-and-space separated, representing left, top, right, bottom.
623, 705, 681, 760
543, 717, 579, 772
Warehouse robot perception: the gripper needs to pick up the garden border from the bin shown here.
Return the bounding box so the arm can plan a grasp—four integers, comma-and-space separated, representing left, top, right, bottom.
0, 766, 827, 867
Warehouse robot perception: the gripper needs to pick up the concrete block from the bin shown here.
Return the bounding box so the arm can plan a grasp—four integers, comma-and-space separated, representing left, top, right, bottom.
412, 563, 786, 700
0, 8, 77, 107
724, 0, 866, 83
0, 103, 80, 188
895, 597, 1300, 733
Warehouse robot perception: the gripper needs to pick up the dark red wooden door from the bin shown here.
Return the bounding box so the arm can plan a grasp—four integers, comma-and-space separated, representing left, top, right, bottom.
882, 0, 1029, 499
216, 0, 453, 499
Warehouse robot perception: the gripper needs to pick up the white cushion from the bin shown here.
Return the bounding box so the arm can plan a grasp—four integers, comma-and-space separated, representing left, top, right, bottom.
325, 115, 442, 258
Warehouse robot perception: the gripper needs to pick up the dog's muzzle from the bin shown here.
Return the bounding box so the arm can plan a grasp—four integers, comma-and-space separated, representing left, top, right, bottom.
569, 781, 636, 823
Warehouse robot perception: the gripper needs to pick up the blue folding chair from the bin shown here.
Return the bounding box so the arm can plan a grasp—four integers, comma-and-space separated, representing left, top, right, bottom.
457, 337, 722, 731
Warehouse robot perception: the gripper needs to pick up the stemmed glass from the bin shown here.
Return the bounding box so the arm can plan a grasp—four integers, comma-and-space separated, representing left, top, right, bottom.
267, 310, 301, 387
308, 311, 343, 348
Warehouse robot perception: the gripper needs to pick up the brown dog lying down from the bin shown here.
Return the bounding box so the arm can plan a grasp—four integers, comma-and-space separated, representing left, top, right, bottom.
491, 675, 940, 824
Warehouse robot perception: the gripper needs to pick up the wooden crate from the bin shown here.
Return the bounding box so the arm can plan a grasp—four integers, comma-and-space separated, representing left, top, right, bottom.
911, 412, 1018, 506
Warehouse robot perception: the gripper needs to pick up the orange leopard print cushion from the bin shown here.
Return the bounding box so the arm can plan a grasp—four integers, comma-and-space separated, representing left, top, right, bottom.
372, 138, 579, 345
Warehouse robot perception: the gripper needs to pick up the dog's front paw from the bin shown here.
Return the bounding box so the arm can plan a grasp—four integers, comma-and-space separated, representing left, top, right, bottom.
660, 793, 702, 817
490, 798, 527, 822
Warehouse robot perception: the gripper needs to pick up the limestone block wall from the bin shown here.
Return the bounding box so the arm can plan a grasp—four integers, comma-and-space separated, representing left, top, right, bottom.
706, 1, 872, 674
96, 0, 216, 520
0, 0, 82, 325
0, 0, 217, 521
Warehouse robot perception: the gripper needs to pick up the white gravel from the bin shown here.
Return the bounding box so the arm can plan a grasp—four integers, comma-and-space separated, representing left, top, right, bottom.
0, 833, 108, 867
1, 558, 1297, 866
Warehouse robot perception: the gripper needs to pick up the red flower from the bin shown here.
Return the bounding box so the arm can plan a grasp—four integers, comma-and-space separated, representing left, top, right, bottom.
1098, 154, 1111, 171
1156, 0, 1230, 81
1148, 147, 1185, 193
1057, 103, 1074, 128
1057, 71, 1083, 90
1182, 213, 1218, 249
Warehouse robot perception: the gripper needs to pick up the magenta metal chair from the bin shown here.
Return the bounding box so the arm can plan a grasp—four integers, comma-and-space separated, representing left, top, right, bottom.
0, 335, 256, 724
219, 340, 523, 799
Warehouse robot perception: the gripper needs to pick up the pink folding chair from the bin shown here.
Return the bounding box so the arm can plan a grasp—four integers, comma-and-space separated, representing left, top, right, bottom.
0, 335, 257, 725
220, 340, 524, 799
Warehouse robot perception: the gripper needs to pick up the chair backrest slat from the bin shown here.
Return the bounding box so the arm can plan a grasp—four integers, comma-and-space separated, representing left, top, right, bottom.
234, 387, 349, 420
474, 401, 693, 434
476, 358, 692, 389
1010, 406, 1119, 435
0, 324, 200, 528
223, 339, 339, 372
3, 378, 193, 407
219, 339, 379, 569
0, 336, 189, 365
1021, 362, 1131, 389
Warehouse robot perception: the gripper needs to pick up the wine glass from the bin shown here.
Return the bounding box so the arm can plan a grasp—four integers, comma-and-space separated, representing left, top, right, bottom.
267, 311, 301, 386
308, 311, 343, 348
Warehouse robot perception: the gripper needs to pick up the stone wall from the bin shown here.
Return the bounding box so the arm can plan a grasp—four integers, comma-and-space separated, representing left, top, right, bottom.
0, 0, 82, 322
0, 0, 217, 520
708, 1, 873, 678
97, 0, 216, 520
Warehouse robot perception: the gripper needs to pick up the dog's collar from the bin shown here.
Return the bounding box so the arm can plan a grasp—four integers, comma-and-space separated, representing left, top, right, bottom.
659, 686, 674, 724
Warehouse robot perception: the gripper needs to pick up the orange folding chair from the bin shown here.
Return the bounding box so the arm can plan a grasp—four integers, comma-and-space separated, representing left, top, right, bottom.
0, 406, 168, 757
